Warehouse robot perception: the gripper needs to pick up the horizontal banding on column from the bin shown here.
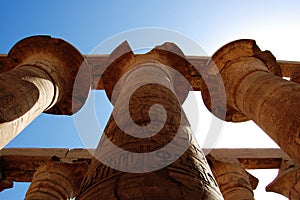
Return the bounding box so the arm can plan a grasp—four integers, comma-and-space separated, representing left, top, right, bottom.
121, 63, 174, 94
8, 35, 89, 115
25, 159, 88, 200
202, 39, 282, 122
235, 70, 300, 163
15, 63, 59, 111
222, 56, 269, 111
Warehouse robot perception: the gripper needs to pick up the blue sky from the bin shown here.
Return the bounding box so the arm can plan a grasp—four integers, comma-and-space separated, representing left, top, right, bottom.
1, 0, 300, 199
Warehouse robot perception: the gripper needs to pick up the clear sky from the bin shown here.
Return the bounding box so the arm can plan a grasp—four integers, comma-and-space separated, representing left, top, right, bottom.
1, 0, 300, 199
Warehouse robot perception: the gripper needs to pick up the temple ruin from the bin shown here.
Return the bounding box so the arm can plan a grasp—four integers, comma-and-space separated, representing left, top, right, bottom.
0, 36, 299, 199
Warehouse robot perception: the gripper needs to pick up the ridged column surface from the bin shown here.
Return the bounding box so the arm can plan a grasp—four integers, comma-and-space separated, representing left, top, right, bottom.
202, 40, 300, 164
25, 160, 88, 200
0, 36, 88, 149
227, 57, 300, 164
207, 155, 257, 200
0, 65, 56, 149
76, 48, 223, 199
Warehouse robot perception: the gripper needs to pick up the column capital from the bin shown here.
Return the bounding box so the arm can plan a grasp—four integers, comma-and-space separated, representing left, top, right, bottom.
7, 35, 89, 115
207, 155, 258, 200
25, 157, 88, 200
201, 39, 282, 122
102, 41, 196, 105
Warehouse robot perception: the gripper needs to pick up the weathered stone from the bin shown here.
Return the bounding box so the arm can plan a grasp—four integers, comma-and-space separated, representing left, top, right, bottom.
201, 39, 300, 165
207, 155, 257, 200
0, 147, 292, 191
0, 156, 13, 192
1, 37, 300, 199
0, 36, 89, 149
291, 68, 300, 84
76, 42, 223, 200
2, 53, 299, 91
266, 159, 300, 199
25, 157, 88, 200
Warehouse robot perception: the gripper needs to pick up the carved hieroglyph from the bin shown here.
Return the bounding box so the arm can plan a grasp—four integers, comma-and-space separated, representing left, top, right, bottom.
201, 39, 300, 165
0, 36, 89, 149
76, 42, 223, 199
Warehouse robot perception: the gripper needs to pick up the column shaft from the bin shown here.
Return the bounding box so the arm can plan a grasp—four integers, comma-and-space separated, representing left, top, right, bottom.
76, 62, 223, 199
224, 57, 300, 163
0, 65, 57, 148
0, 35, 88, 149
202, 40, 300, 164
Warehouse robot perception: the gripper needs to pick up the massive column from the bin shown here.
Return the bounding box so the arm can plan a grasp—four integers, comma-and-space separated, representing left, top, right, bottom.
76, 42, 223, 199
25, 158, 88, 200
207, 155, 258, 200
0, 36, 89, 149
201, 39, 300, 164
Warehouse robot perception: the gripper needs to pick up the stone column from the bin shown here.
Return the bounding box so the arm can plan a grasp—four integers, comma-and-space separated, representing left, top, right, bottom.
0, 36, 89, 149
201, 39, 300, 164
207, 155, 258, 200
76, 42, 223, 199
25, 158, 88, 200
266, 159, 300, 199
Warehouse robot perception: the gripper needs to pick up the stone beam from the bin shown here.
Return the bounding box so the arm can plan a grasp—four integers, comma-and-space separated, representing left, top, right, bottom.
1, 54, 299, 90
83, 55, 300, 90
0, 148, 292, 189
